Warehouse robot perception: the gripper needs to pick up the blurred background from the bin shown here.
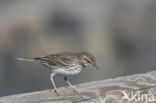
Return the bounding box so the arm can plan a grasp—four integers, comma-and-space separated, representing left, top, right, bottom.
0, 0, 156, 96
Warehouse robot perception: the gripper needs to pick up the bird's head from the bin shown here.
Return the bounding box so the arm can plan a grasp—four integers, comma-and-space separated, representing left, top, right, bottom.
79, 52, 99, 70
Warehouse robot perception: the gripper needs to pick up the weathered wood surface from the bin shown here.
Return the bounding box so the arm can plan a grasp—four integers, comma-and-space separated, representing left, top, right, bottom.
1, 71, 156, 103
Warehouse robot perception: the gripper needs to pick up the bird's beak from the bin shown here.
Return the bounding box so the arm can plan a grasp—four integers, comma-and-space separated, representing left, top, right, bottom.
94, 65, 100, 70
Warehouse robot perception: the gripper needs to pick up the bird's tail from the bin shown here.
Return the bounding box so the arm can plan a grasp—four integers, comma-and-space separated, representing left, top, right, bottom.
15, 57, 35, 62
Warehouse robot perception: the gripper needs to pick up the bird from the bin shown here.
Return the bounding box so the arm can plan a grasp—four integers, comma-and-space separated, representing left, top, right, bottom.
16, 52, 99, 96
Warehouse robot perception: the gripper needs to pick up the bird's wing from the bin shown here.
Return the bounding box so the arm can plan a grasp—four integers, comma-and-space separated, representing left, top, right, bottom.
33, 53, 75, 67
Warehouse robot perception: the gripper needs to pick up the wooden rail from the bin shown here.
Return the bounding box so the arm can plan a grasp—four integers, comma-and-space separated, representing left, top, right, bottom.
1, 71, 156, 103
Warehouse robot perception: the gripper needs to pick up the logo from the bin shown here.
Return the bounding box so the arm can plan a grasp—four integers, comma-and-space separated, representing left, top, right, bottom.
121, 90, 155, 102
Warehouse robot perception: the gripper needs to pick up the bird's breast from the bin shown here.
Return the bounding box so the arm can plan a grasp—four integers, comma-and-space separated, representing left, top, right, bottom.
52, 65, 83, 76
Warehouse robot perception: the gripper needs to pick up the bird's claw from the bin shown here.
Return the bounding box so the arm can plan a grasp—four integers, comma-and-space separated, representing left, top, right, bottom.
73, 89, 83, 97
49, 89, 63, 96
54, 89, 63, 96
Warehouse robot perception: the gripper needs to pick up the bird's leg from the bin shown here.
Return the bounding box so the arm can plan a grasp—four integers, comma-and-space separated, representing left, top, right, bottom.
64, 76, 80, 96
50, 74, 62, 96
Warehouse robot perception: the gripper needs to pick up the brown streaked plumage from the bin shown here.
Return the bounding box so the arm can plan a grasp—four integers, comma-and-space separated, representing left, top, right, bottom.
16, 52, 99, 96
34, 52, 76, 67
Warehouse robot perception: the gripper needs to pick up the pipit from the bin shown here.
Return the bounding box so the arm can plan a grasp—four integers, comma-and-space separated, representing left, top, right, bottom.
16, 52, 99, 96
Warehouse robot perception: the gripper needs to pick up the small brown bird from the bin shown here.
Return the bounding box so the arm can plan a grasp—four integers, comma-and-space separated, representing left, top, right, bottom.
16, 52, 99, 96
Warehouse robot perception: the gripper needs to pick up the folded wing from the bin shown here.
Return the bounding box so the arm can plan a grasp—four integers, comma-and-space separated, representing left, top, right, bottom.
33, 53, 75, 67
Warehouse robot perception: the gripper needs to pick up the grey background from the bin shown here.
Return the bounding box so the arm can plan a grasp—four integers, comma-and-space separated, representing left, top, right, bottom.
0, 0, 156, 96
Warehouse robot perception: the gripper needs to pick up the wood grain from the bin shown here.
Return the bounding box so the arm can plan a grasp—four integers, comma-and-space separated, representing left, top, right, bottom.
1, 71, 156, 103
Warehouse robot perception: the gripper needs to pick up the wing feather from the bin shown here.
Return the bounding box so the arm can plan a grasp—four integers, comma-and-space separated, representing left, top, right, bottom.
33, 53, 75, 67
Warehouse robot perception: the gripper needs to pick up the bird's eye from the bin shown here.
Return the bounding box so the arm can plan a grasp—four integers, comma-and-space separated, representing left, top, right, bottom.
85, 58, 91, 64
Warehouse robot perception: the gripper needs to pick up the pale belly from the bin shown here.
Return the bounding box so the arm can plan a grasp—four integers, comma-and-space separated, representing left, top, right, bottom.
52, 66, 83, 76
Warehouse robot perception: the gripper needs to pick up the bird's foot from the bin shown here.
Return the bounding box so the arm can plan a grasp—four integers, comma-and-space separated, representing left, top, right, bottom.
72, 88, 83, 97
49, 89, 63, 96
54, 89, 63, 96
